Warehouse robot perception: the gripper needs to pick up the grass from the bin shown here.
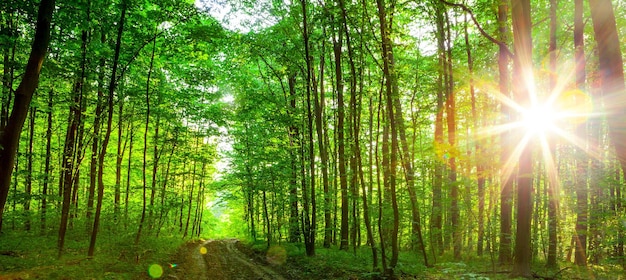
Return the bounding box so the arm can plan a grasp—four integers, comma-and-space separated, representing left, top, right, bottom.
243, 240, 626, 280
0, 225, 185, 280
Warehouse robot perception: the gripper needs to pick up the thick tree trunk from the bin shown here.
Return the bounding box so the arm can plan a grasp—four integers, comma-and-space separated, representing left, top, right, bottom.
588, 0, 626, 171
511, 0, 533, 277
588, 0, 626, 268
0, 0, 55, 234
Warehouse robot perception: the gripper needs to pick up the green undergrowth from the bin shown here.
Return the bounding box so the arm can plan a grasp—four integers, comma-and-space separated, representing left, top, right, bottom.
245, 240, 428, 279
0, 227, 185, 280
244, 240, 626, 280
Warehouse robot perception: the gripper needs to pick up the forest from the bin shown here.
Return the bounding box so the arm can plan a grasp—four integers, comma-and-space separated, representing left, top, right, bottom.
0, 0, 625, 279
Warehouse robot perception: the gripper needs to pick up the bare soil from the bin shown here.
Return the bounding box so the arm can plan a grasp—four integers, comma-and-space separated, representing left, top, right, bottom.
162, 239, 286, 280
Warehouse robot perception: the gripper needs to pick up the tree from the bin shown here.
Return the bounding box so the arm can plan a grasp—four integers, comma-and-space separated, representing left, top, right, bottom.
0, 0, 55, 231
511, 0, 533, 277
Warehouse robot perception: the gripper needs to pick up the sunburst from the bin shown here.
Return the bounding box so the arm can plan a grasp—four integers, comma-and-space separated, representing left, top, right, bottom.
477, 66, 600, 187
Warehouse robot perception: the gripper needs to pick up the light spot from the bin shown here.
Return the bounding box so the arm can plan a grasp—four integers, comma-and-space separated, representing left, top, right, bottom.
199, 246, 208, 255
148, 264, 164, 278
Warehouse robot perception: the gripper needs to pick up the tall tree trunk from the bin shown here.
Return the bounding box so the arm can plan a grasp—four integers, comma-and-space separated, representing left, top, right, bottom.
432, 0, 447, 258
41, 89, 53, 233
59, 2, 90, 255
589, 0, 626, 268
287, 74, 301, 243
497, 0, 513, 264
300, 0, 316, 256
443, 8, 460, 260
511, 0, 533, 277
333, 18, 349, 252
588, 0, 626, 174
88, 0, 127, 257
0, 0, 54, 228
24, 107, 35, 231
573, 0, 588, 267
376, 0, 400, 274
88, 31, 105, 226
114, 91, 124, 222
464, 12, 485, 257
314, 35, 331, 249
137, 32, 157, 244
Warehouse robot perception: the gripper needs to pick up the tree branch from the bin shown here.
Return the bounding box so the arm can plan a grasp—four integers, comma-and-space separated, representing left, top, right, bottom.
438, 0, 514, 58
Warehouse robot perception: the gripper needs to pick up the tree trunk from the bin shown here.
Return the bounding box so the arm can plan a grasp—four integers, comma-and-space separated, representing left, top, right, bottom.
511, 0, 533, 277
136, 29, 157, 244
300, 0, 316, 256
497, 0, 513, 265
0, 0, 54, 233
114, 91, 124, 222
24, 107, 35, 231
376, 0, 400, 274
88, 0, 127, 256
41, 89, 53, 233
287, 74, 301, 243
573, 0, 588, 267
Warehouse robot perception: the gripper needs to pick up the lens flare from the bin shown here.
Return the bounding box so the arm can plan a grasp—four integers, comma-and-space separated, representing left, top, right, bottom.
199, 246, 208, 255
148, 264, 164, 278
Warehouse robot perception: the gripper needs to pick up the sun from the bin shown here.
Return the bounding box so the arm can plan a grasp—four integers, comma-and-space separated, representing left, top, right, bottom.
476, 71, 598, 188
520, 104, 560, 136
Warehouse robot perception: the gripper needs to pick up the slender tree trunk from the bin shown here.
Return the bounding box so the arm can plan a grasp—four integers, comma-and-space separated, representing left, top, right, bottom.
314, 36, 331, 249
41, 89, 53, 233
443, 9, 459, 259
24, 107, 35, 231
136, 30, 157, 244
88, 0, 127, 257
88, 31, 105, 228
432, 0, 447, 258
573, 0, 588, 267
287, 74, 301, 243
464, 12, 484, 257
497, 0, 513, 264
332, 20, 349, 252
114, 92, 124, 222
300, 0, 316, 256
59, 8, 90, 255
376, 0, 400, 274
125, 120, 134, 226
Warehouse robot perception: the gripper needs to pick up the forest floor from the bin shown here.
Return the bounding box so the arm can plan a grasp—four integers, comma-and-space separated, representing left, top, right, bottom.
2, 233, 624, 279
158, 238, 287, 280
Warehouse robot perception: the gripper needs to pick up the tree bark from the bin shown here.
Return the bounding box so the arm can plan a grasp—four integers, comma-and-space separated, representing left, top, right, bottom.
376, 0, 400, 274
511, 0, 533, 277
88, 0, 127, 256
0, 0, 55, 234
497, 0, 513, 265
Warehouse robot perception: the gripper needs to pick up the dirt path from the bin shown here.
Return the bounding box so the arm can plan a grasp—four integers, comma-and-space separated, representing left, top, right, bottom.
164, 239, 285, 280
